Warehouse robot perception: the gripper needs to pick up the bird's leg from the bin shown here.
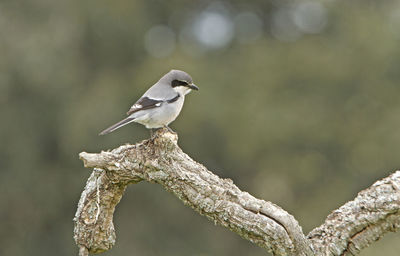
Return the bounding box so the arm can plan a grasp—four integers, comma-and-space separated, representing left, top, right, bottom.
164, 125, 175, 133
149, 128, 154, 138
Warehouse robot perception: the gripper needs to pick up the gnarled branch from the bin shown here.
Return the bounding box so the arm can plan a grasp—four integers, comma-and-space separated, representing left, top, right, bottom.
74, 128, 400, 255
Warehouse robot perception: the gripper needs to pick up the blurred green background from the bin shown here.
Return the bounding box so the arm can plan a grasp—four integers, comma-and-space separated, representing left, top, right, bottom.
2, 0, 400, 255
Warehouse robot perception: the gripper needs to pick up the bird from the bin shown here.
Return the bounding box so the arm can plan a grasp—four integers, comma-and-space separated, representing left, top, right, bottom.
99, 69, 199, 136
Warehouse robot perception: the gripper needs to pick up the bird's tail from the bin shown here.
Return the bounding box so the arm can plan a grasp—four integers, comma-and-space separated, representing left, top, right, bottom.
99, 117, 136, 135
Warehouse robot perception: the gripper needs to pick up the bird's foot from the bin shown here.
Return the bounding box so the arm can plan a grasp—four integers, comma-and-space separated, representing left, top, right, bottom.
149, 128, 156, 138
147, 127, 178, 144
148, 127, 176, 141
164, 126, 175, 133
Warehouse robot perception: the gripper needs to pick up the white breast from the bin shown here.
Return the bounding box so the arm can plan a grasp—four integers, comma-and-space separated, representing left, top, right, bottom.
132, 95, 185, 128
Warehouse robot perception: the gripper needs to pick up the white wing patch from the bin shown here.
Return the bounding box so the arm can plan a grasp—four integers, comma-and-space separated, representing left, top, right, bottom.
126, 97, 164, 115
130, 102, 160, 110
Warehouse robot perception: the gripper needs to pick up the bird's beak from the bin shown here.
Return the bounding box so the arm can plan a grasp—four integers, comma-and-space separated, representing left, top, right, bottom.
188, 83, 199, 91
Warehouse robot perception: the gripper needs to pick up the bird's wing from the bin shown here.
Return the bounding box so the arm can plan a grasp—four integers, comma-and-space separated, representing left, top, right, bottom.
127, 94, 181, 116
126, 97, 163, 115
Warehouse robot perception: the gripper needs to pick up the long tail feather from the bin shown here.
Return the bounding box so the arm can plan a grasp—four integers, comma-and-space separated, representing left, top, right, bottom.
99, 117, 135, 135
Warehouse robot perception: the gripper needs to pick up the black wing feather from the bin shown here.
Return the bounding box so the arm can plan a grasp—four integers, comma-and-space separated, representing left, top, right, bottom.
126, 97, 163, 115
126, 95, 180, 115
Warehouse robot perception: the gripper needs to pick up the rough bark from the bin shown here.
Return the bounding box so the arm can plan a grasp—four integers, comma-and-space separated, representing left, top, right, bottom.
74, 128, 400, 255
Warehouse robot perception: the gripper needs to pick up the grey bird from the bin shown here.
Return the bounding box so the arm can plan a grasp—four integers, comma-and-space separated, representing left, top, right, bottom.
99, 69, 198, 135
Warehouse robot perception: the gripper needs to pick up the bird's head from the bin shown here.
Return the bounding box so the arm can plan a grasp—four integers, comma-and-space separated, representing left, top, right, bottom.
162, 69, 199, 95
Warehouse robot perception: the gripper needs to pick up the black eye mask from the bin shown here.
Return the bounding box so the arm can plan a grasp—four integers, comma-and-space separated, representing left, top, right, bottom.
171, 79, 188, 87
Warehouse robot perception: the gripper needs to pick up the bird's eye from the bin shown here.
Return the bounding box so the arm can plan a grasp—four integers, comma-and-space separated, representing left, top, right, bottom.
171, 79, 188, 87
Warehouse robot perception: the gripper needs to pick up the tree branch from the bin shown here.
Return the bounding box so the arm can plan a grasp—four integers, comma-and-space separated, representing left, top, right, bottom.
74, 128, 400, 255
308, 171, 400, 255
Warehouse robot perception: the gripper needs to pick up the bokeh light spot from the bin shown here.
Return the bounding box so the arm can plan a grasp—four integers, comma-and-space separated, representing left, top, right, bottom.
234, 12, 264, 44
144, 25, 176, 58
293, 2, 328, 34
193, 11, 234, 49
271, 8, 301, 42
